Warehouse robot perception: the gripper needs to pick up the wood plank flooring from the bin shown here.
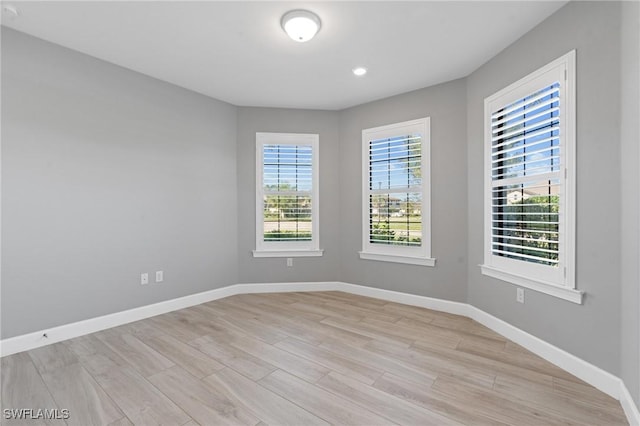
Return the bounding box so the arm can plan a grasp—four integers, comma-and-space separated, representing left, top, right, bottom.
0, 291, 628, 425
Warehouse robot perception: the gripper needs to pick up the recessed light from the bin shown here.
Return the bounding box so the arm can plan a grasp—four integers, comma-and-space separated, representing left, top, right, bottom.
352, 67, 368, 77
281, 10, 321, 43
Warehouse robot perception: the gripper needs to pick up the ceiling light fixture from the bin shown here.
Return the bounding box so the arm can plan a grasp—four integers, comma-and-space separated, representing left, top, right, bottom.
352, 67, 368, 77
281, 10, 321, 43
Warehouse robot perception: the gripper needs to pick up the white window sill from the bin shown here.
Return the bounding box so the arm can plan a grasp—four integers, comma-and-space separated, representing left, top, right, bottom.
253, 249, 324, 258
359, 252, 436, 267
480, 264, 583, 304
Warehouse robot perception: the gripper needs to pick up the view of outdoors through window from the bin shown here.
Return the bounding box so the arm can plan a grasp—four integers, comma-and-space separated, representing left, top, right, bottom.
368, 134, 422, 246
491, 83, 561, 266
262, 144, 313, 241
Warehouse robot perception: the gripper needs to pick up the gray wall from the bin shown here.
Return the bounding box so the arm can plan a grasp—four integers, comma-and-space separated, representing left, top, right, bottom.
466, 1, 623, 375
236, 107, 341, 284
338, 79, 468, 302
1, 29, 239, 339
620, 0, 640, 406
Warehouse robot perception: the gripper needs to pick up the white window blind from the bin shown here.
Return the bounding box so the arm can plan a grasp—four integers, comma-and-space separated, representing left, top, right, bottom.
262, 144, 313, 242
482, 50, 580, 303
368, 135, 423, 246
490, 83, 561, 266
360, 118, 433, 266
254, 133, 321, 257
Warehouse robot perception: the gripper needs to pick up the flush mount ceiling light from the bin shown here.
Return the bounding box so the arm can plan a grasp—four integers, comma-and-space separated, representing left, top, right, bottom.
352, 67, 368, 76
281, 10, 321, 43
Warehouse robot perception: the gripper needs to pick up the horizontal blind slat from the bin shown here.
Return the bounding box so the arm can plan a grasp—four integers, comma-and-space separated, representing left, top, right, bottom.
493, 235, 558, 244
492, 106, 560, 135
491, 96, 559, 128
491, 154, 560, 172
492, 218, 560, 225
369, 140, 421, 152
491, 144, 559, 165
491, 127, 561, 152
492, 135, 559, 158
491, 85, 559, 120
490, 174, 561, 189
491, 117, 559, 143
492, 226, 560, 235
491, 248, 559, 264
492, 241, 558, 255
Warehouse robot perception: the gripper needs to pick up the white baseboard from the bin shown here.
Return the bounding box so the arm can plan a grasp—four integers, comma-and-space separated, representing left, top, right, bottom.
467, 305, 623, 397
621, 381, 640, 426
1, 280, 638, 425
0, 285, 235, 357
333, 283, 639, 425
0, 282, 338, 357
235, 281, 341, 294
338, 282, 469, 317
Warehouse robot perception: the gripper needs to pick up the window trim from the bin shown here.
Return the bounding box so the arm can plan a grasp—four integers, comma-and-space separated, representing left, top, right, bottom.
253, 132, 322, 258
359, 117, 435, 266
481, 50, 582, 304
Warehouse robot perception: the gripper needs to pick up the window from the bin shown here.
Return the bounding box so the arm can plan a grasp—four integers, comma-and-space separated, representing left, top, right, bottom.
359, 118, 434, 266
253, 133, 322, 257
481, 51, 581, 303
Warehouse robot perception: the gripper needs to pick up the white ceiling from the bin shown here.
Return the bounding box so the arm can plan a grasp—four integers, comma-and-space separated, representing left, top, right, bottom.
1, 1, 567, 110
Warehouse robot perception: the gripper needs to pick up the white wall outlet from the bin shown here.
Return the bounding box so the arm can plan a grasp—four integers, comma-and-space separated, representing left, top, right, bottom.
286, 257, 293, 267
141, 273, 149, 285
516, 287, 525, 304
155, 270, 164, 283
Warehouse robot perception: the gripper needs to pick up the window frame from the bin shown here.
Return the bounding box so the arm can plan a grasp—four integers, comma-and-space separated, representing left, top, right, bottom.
480, 50, 582, 304
253, 132, 322, 258
359, 117, 435, 267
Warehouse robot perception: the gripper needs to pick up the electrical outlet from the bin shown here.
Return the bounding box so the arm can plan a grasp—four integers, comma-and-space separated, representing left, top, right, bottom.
141, 273, 149, 285
286, 258, 293, 267
155, 271, 164, 283
516, 287, 525, 303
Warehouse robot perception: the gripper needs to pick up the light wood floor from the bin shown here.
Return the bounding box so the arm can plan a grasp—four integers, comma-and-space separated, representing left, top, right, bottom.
1, 291, 628, 426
